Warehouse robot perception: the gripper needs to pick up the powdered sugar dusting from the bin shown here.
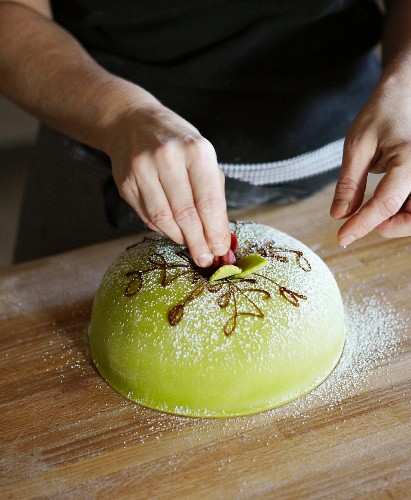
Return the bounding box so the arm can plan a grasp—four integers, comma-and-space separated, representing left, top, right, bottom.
89, 221, 347, 417
87, 221, 406, 422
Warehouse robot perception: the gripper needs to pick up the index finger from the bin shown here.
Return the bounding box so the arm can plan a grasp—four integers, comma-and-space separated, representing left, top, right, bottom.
337, 160, 411, 246
330, 132, 377, 220
187, 139, 231, 256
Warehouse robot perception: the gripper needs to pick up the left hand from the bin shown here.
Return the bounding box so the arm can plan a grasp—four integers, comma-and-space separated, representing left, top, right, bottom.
330, 71, 411, 246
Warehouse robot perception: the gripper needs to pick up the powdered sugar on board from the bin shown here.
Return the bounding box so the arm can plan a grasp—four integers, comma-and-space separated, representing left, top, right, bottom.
274, 291, 407, 419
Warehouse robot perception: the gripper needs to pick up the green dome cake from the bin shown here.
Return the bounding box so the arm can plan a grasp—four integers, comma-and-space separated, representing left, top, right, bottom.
89, 222, 345, 417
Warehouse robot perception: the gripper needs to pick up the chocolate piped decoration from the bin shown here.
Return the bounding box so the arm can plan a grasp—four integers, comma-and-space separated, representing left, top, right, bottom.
124, 234, 311, 336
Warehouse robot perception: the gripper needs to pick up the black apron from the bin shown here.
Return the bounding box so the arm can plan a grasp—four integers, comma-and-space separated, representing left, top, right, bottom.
51, 0, 382, 162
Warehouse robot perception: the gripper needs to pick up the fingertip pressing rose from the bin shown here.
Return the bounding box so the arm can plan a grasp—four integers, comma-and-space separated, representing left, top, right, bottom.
210, 233, 238, 269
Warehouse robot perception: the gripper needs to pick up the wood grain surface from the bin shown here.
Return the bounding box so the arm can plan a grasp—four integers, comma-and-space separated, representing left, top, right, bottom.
0, 176, 410, 499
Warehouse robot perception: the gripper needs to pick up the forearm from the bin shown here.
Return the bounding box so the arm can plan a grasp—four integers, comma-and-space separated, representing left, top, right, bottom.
0, 2, 160, 153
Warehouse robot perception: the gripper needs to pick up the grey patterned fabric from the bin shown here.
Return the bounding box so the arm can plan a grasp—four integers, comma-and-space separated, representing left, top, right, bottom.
14, 126, 142, 263
51, 0, 382, 163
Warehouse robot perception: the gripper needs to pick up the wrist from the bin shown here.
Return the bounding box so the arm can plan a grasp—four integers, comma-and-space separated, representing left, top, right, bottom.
93, 77, 162, 154
380, 53, 411, 89
370, 61, 411, 111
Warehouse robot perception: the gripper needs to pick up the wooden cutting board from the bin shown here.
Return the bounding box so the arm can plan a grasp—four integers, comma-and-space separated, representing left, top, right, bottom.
0, 176, 410, 499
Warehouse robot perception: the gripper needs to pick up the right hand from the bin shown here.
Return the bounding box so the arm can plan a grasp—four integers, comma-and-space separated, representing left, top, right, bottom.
106, 104, 231, 267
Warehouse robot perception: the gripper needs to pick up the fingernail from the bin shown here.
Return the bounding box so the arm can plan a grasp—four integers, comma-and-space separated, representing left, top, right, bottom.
332, 200, 350, 216
198, 253, 214, 267
211, 243, 228, 255
339, 235, 355, 248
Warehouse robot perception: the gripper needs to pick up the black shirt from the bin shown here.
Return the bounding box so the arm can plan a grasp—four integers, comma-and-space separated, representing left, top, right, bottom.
51, 0, 382, 164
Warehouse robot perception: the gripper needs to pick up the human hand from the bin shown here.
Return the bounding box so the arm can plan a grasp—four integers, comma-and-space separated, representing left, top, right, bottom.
106, 103, 231, 267
330, 73, 411, 246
